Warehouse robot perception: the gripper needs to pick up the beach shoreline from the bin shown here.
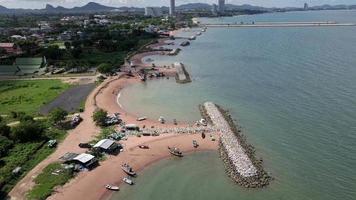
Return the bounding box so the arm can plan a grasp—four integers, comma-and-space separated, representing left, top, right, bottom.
9, 29, 218, 200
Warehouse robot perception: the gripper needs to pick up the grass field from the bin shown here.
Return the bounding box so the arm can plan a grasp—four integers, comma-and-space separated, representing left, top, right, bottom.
0, 128, 67, 198
27, 162, 74, 200
0, 80, 71, 115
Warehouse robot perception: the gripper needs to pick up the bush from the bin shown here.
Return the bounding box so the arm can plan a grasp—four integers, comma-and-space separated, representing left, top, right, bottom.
97, 63, 115, 74
0, 123, 11, 138
0, 135, 13, 157
49, 108, 68, 125
10, 121, 44, 142
93, 109, 107, 127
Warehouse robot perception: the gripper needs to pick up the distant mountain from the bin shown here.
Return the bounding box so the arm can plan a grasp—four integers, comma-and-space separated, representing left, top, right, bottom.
0, 2, 356, 15
225, 4, 271, 11
177, 3, 212, 11
0, 2, 129, 14
71, 2, 117, 12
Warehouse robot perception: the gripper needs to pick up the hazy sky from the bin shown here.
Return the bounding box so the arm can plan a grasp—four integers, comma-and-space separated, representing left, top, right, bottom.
0, 0, 355, 9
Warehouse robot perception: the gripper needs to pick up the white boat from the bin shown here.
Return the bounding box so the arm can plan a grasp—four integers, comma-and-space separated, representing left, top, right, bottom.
188, 36, 196, 40
137, 116, 147, 121
123, 177, 134, 185
105, 184, 119, 191
196, 32, 202, 36
199, 118, 207, 126
158, 116, 165, 124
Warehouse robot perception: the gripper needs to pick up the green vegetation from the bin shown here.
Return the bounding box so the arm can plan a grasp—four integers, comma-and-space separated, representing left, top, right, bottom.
0, 117, 67, 198
27, 162, 74, 200
93, 126, 115, 143
0, 80, 71, 115
48, 108, 68, 126
92, 109, 107, 127
97, 63, 114, 74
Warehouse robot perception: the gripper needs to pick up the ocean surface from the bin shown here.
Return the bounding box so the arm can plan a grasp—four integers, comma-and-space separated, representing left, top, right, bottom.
116, 10, 356, 200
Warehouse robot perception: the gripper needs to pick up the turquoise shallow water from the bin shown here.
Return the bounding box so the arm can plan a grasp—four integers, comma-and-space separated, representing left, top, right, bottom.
117, 10, 356, 200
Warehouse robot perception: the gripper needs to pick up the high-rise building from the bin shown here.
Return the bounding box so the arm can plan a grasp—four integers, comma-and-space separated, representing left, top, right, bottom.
170, 0, 175, 16
145, 7, 163, 17
212, 4, 218, 15
304, 3, 309, 10
218, 0, 225, 13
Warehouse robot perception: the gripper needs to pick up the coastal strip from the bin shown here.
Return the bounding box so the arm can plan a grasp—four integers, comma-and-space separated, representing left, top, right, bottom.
203, 23, 356, 28
202, 102, 271, 188
174, 62, 191, 84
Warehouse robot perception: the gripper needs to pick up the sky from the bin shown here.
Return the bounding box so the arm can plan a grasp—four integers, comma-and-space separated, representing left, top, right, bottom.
0, 0, 355, 9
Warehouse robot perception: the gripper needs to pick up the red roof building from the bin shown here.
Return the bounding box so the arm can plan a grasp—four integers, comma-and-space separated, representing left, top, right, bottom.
0, 43, 22, 55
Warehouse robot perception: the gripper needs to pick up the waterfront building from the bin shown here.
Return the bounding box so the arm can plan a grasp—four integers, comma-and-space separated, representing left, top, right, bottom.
170, 0, 175, 16
145, 7, 163, 17
304, 3, 309, 10
218, 0, 225, 13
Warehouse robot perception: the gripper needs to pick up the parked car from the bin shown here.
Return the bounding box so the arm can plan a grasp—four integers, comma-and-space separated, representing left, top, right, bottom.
79, 143, 92, 148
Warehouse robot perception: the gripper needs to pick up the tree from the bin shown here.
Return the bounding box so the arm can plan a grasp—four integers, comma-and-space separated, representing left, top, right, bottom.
93, 109, 107, 127
0, 48, 7, 56
19, 114, 34, 123
97, 63, 113, 74
71, 46, 82, 59
10, 121, 44, 142
64, 41, 71, 50
42, 45, 62, 60
0, 135, 13, 157
0, 122, 11, 138
49, 108, 68, 125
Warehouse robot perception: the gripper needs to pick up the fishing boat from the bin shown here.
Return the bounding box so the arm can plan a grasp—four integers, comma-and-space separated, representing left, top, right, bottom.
199, 118, 207, 126
105, 184, 119, 191
136, 116, 147, 121
138, 144, 149, 149
168, 146, 183, 157
138, 74, 146, 81
188, 36, 196, 40
158, 116, 165, 124
193, 140, 199, 148
121, 163, 136, 176
123, 177, 134, 185
180, 41, 190, 46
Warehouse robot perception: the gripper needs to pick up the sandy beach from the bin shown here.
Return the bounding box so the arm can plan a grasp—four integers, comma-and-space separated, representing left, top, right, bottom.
9, 34, 218, 200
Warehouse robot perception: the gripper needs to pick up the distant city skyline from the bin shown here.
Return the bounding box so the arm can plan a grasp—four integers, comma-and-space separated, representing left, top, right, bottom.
0, 0, 355, 9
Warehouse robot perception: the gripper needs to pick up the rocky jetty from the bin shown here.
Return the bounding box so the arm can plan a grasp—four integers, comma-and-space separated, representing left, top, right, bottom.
202, 102, 271, 188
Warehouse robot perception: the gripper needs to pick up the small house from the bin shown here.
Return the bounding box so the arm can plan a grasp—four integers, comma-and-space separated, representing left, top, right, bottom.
0, 43, 22, 55
93, 139, 120, 153
60, 152, 98, 169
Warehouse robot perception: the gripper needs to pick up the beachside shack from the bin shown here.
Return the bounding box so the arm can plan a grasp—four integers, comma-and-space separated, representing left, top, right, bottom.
93, 139, 120, 153
59, 152, 98, 169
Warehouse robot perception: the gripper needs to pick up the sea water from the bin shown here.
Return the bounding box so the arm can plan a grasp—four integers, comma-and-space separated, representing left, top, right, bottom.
117, 10, 356, 200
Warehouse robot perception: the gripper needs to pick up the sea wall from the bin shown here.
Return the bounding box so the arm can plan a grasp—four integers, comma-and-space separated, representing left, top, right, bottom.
174, 62, 191, 84
202, 102, 271, 188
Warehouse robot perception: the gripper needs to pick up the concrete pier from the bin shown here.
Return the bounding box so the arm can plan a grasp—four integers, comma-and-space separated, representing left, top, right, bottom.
174, 62, 191, 84
203, 21, 356, 28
